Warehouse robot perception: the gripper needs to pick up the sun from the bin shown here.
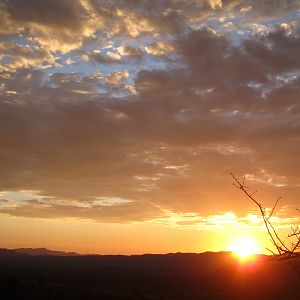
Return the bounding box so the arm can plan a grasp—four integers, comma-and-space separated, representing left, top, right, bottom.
229, 238, 261, 259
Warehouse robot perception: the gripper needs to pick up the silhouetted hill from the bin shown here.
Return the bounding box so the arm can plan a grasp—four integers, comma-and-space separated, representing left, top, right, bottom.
0, 250, 299, 299
0, 248, 29, 257
13, 247, 79, 256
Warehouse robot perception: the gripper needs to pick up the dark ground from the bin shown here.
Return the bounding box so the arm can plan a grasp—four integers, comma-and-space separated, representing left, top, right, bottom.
0, 249, 299, 300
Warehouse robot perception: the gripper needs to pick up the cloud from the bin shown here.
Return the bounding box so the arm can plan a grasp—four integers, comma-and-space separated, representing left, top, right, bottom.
0, 191, 161, 222
144, 41, 175, 57
152, 210, 299, 230
86, 49, 122, 64
106, 70, 129, 87
0, 0, 93, 52
1, 0, 299, 55
0, 1, 300, 225
0, 41, 59, 71
0, 65, 299, 221
117, 45, 143, 60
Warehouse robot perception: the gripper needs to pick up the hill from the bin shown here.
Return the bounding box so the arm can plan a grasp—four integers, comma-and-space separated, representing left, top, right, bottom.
0, 250, 299, 299
13, 247, 79, 256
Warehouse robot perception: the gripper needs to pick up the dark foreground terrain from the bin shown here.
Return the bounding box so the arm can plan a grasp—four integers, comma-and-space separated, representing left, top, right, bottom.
0, 249, 299, 300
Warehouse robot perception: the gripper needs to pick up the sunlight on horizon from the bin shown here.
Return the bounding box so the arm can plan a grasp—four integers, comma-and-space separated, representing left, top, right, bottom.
229, 236, 262, 261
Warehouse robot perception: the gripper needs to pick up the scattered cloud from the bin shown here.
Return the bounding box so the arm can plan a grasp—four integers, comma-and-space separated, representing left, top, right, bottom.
144, 41, 175, 57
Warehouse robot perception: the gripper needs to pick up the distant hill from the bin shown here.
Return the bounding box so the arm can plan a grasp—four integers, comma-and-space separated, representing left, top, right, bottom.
0, 250, 297, 300
0, 248, 29, 257
13, 247, 79, 256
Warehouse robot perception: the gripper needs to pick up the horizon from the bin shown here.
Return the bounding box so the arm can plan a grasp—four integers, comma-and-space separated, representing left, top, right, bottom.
1, 0, 300, 256
3, 246, 268, 257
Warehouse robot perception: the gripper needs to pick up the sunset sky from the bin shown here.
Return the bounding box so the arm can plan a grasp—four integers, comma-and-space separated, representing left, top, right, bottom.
1, 0, 300, 254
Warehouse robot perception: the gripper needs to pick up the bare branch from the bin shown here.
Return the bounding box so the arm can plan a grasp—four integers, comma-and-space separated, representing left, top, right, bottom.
268, 196, 281, 219
231, 173, 300, 259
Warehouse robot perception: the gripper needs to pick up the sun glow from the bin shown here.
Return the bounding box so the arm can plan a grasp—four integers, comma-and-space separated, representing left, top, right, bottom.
229, 238, 261, 259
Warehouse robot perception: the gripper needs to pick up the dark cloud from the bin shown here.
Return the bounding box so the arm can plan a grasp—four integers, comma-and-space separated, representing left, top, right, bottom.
243, 28, 300, 74
4, 0, 87, 29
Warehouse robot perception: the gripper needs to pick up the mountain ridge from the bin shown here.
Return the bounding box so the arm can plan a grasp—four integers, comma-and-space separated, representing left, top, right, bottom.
0, 247, 79, 257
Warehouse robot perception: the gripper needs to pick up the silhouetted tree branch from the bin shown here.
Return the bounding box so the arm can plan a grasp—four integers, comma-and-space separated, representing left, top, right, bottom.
231, 173, 300, 260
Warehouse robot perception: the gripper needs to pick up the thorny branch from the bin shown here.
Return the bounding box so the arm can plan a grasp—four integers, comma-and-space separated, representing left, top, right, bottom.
231, 173, 300, 260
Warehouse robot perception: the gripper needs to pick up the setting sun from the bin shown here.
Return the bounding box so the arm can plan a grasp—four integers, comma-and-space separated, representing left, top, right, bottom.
229, 238, 261, 259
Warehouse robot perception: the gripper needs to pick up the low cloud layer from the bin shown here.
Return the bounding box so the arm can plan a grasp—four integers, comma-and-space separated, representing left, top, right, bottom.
0, 0, 300, 225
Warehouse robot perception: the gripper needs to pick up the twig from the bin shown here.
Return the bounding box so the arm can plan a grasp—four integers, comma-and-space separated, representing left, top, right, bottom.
230, 173, 300, 258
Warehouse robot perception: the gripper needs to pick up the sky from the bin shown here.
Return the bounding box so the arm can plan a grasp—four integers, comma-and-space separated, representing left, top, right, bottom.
0, 0, 300, 254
